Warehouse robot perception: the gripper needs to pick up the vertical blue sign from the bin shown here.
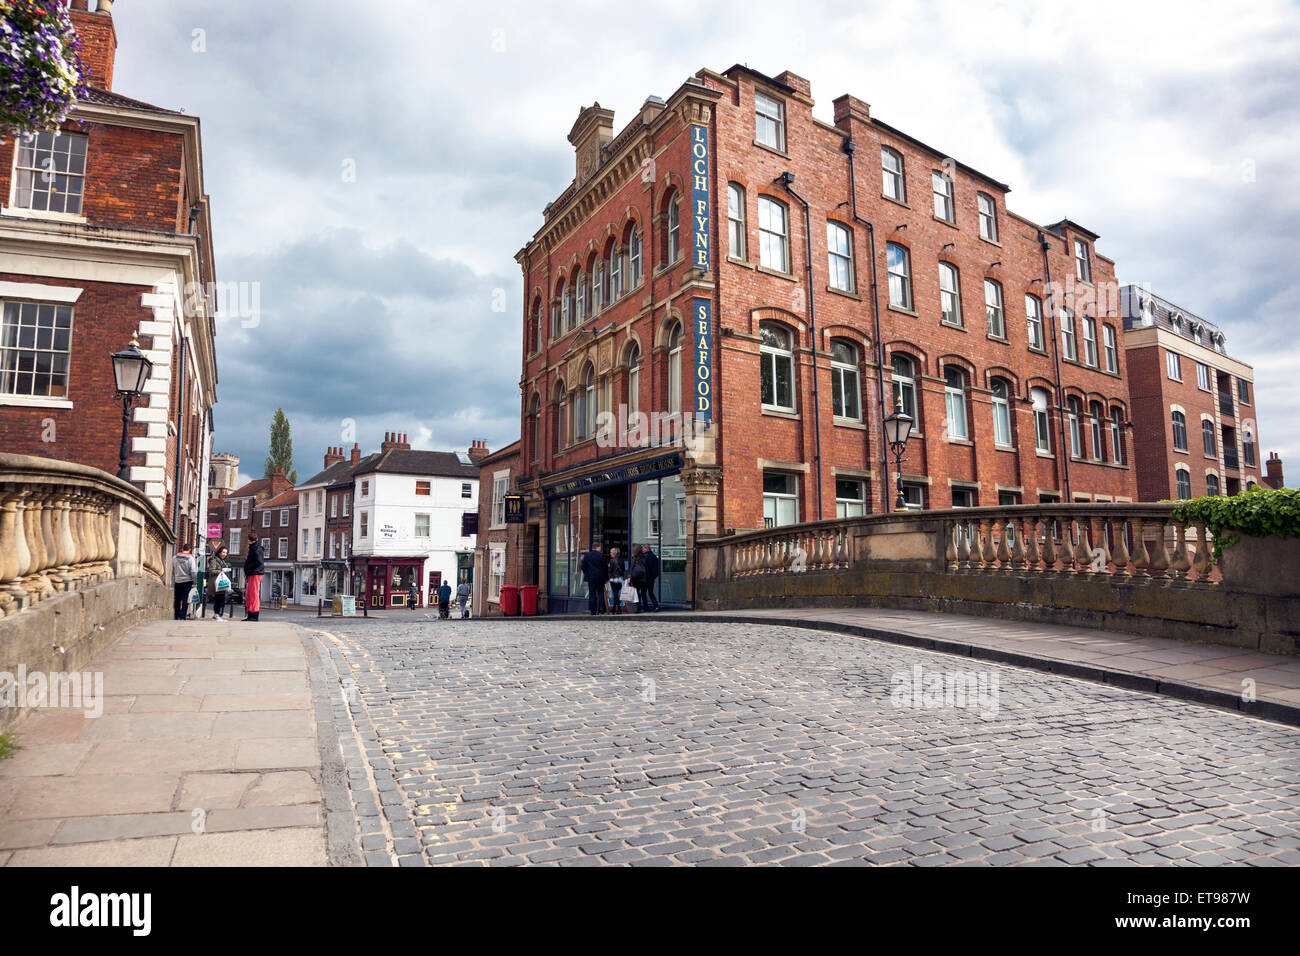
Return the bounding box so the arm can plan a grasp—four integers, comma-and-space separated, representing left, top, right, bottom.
693, 296, 712, 423
690, 124, 710, 271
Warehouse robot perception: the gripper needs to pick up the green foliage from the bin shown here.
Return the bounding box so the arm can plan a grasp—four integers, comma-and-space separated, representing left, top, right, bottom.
1170, 487, 1300, 561
0, 733, 14, 759
263, 408, 297, 483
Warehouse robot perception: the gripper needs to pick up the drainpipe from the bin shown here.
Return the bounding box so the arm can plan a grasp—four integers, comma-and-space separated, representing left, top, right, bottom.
777, 171, 824, 521
172, 331, 187, 543
1038, 230, 1072, 502
843, 140, 892, 514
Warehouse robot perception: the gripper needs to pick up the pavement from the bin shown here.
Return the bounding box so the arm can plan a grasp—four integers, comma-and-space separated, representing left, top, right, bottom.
0, 617, 335, 866
2, 606, 1297, 866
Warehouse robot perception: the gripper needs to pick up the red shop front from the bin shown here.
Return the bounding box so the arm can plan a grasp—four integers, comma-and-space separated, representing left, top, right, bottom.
352, 557, 427, 609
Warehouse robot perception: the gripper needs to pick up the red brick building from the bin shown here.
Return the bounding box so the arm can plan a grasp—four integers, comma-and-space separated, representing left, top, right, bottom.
1122, 286, 1267, 500
513, 65, 1137, 612
0, 1, 218, 548
471, 441, 529, 616
253, 487, 298, 607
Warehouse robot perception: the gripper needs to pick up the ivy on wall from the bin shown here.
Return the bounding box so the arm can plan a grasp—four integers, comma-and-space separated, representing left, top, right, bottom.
1171, 487, 1300, 561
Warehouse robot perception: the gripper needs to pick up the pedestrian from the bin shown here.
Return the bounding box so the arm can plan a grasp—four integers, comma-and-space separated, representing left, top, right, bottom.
630, 547, 649, 613
206, 544, 232, 621
243, 531, 265, 622
172, 543, 196, 620
456, 578, 471, 618
438, 579, 452, 619
408, 579, 419, 610
580, 543, 608, 616
640, 544, 662, 611
607, 546, 627, 615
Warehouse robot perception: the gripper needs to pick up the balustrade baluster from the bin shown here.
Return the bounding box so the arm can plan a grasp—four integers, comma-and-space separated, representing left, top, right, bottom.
945, 521, 958, 570
1111, 519, 1131, 578
1042, 518, 1058, 571
956, 521, 971, 571
1192, 521, 1213, 582
1150, 518, 1171, 579
1058, 516, 1076, 573
1024, 517, 1042, 570
1170, 522, 1191, 584
1132, 520, 1150, 576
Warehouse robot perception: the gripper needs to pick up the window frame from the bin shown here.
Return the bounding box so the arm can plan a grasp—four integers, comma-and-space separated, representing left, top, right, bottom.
1026, 294, 1044, 350
1103, 324, 1118, 372
991, 379, 1012, 447
944, 366, 968, 441
12, 131, 88, 218
1074, 239, 1092, 283
891, 354, 917, 421
754, 92, 786, 152
826, 221, 854, 292
1172, 410, 1188, 452
1166, 351, 1182, 381
830, 338, 861, 421
758, 195, 790, 273
667, 322, 683, 416
984, 279, 1005, 339
1060, 307, 1077, 361
938, 261, 962, 326
835, 477, 866, 519
886, 242, 912, 310
1033, 388, 1052, 454
727, 183, 746, 260
932, 170, 955, 223
1082, 315, 1098, 367
881, 146, 905, 202
759, 322, 796, 412
977, 192, 998, 241
762, 471, 799, 528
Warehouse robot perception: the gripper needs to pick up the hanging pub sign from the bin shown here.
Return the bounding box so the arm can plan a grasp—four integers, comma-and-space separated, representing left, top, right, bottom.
461, 512, 479, 537
504, 494, 525, 524
693, 296, 712, 423
690, 123, 710, 271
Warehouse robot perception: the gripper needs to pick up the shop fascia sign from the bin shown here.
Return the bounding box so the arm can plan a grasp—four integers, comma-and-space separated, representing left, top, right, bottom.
543, 453, 683, 499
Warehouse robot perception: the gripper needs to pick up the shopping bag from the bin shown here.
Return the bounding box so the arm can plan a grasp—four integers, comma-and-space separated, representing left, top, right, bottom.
621, 582, 638, 604
215, 571, 231, 592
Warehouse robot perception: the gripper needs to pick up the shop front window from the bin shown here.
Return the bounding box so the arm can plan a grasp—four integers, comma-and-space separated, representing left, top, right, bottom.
548, 498, 571, 597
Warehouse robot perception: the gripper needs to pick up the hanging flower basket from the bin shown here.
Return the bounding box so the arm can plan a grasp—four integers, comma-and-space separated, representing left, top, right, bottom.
0, 0, 87, 138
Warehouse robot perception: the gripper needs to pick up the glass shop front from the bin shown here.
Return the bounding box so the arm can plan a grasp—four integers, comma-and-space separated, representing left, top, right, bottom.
544, 453, 690, 614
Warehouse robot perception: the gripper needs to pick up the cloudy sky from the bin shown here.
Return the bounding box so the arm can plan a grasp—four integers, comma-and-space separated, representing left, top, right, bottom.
108, 0, 1300, 487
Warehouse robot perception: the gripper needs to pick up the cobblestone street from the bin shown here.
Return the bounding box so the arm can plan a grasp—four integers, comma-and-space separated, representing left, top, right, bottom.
305, 617, 1300, 866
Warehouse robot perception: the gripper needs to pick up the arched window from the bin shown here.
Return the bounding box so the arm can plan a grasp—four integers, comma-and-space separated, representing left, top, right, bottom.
667, 322, 682, 415
727, 183, 746, 259
627, 344, 641, 417
891, 354, 916, 419
881, 146, 905, 202
566, 275, 577, 331
573, 268, 585, 324
599, 248, 612, 306
827, 222, 854, 292
1202, 419, 1216, 457
939, 262, 961, 326
1067, 396, 1083, 457
758, 197, 789, 273
1172, 410, 1188, 452
991, 378, 1012, 446
553, 383, 566, 454
1032, 388, 1051, 453
666, 190, 681, 263
1175, 467, 1191, 500
760, 322, 795, 411
1026, 294, 1044, 350
592, 257, 605, 312
1206, 473, 1220, 496
1110, 407, 1125, 463
558, 278, 569, 333
985, 279, 1005, 338
609, 242, 624, 301
575, 364, 595, 441
1089, 400, 1104, 460
530, 299, 541, 353
628, 225, 642, 286
550, 293, 561, 339
977, 192, 998, 241
887, 243, 911, 310
944, 366, 968, 440
830, 339, 860, 420
527, 394, 540, 463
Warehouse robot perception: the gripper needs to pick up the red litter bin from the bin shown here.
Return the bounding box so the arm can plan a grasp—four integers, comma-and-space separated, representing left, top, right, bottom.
519, 585, 539, 616
500, 585, 520, 617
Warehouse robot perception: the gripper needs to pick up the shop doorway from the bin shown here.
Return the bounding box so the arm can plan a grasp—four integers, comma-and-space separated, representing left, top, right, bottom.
593, 489, 629, 556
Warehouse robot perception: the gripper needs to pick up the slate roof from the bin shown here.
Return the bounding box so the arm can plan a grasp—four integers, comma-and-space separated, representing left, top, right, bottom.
357, 449, 480, 479
82, 86, 180, 115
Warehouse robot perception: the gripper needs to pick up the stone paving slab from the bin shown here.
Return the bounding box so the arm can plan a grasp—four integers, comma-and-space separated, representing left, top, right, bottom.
0, 619, 332, 867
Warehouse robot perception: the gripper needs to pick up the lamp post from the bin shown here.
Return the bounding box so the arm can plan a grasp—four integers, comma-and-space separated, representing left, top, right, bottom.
112, 334, 153, 481
882, 399, 915, 511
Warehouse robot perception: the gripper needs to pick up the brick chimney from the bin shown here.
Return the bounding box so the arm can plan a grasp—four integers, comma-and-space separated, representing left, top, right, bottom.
324, 446, 344, 468
569, 102, 615, 186
468, 439, 489, 462
69, 0, 118, 92
833, 94, 871, 133
268, 467, 291, 497
776, 70, 812, 101
349, 443, 361, 465
1265, 451, 1285, 490
380, 431, 411, 453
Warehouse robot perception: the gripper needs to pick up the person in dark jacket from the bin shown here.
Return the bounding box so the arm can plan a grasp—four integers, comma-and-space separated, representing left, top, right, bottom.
206, 545, 231, 621
243, 532, 265, 622
630, 548, 648, 613
438, 580, 452, 619
580, 544, 607, 615
607, 547, 627, 615
639, 545, 661, 611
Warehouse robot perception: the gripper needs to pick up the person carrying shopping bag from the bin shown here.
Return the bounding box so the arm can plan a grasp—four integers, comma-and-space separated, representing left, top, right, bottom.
206, 544, 232, 621
607, 547, 628, 615
243, 532, 265, 621
172, 544, 196, 620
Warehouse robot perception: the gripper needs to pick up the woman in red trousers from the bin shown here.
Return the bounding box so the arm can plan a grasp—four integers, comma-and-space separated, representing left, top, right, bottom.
243, 531, 265, 621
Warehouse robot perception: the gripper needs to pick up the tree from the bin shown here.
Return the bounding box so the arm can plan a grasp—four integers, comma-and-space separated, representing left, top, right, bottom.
264, 408, 297, 483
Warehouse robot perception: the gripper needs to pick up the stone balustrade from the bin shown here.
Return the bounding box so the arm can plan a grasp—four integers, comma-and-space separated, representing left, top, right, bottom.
0, 452, 171, 620
698, 503, 1297, 654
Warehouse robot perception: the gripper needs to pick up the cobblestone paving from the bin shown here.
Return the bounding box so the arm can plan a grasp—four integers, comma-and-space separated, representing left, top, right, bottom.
304, 618, 1300, 867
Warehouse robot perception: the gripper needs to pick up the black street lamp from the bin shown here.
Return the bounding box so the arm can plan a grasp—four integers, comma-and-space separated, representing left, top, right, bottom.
112, 334, 153, 481
883, 399, 915, 511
